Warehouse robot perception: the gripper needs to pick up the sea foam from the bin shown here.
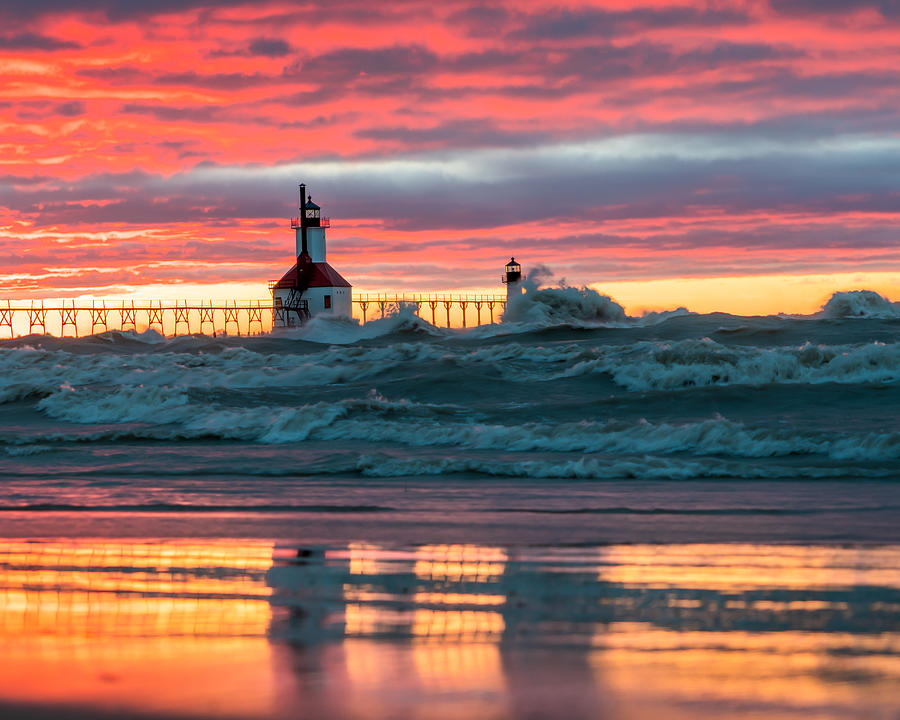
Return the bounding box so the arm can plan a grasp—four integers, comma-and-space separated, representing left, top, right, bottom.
820, 290, 900, 319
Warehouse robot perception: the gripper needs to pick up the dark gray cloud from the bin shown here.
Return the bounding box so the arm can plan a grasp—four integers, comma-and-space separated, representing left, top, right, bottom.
76, 66, 145, 82
0, 0, 427, 27
154, 71, 269, 89
700, 68, 900, 100
78, 66, 278, 90
446, 6, 510, 37
248, 37, 291, 57
14, 99, 87, 120
274, 111, 360, 130
510, 6, 751, 41
769, 0, 900, 18
55, 101, 86, 117
0, 235, 285, 269
0, 32, 80, 50
5, 134, 900, 238
208, 36, 293, 58
446, 49, 521, 74
279, 89, 332, 106
543, 42, 804, 85
294, 45, 439, 84
0, 174, 51, 186
121, 103, 221, 122
0, 0, 248, 22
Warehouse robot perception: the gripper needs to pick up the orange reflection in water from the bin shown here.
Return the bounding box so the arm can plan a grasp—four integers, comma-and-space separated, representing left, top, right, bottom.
591, 625, 900, 718
0, 539, 277, 718
413, 544, 507, 582
330, 542, 900, 719
336, 544, 510, 720
340, 544, 508, 641
0, 539, 899, 719
595, 544, 900, 590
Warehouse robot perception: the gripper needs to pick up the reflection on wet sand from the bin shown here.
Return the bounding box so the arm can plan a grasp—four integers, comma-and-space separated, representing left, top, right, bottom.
0, 540, 277, 718
0, 539, 899, 718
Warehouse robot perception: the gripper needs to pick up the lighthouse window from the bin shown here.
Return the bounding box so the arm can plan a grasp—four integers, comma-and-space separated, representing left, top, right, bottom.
324, 295, 332, 309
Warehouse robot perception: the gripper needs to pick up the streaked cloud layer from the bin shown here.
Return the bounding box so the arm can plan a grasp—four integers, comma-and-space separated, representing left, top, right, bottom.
1, 0, 899, 301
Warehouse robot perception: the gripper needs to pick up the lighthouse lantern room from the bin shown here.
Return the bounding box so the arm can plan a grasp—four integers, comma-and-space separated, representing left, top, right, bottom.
271, 183, 352, 325
502, 257, 523, 302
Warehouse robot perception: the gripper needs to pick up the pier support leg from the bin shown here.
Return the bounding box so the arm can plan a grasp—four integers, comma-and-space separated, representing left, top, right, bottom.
0, 301, 13, 338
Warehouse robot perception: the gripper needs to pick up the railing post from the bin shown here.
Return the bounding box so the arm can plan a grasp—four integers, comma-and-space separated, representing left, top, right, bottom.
0, 300, 13, 338
173, 302, 192, 336
60, 301, 78, 337
90, 300, 109, 335
29, 300, 47, 335
148, 302, 165, 336
121, 301, 136, 332
248, 301, 263, 334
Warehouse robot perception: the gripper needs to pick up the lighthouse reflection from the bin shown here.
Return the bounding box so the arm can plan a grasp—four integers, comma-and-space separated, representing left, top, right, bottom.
1, 539, 900, 719
267, 542, 900, 718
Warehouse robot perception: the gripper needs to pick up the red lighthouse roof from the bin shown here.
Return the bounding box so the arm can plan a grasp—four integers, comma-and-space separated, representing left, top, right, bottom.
274, 261, 351, 290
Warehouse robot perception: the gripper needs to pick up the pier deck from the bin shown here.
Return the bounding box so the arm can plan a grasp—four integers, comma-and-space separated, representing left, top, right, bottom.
0, 294, 508, 338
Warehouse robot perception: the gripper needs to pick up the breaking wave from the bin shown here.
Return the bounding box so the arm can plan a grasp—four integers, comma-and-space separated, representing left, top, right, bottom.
280, 304, 444, 344
820, 290, 900, 319
574, 339, 900, 390
503, 284, 629, 328
7, 382, 900, 467
1, 335, 898, 415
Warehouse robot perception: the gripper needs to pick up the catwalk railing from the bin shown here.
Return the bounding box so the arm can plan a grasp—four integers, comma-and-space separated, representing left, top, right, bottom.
354, 294, 507, 327
0, 294, 509, 337
0, 300, 273, 337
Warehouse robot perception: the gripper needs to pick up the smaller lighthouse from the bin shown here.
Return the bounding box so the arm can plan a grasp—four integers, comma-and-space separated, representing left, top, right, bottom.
271, 184, 352, 326
503, 257, 523, 303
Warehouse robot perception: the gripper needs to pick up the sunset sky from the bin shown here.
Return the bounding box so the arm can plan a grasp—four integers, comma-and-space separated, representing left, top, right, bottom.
2, 0, 899, 314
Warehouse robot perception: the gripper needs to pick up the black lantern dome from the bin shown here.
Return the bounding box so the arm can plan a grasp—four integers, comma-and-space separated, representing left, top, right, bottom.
304, 194, 321, 227
503, 257, 521, 284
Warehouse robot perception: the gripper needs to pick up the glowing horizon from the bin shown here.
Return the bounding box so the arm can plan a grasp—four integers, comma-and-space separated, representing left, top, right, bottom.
2, 1, 899, 314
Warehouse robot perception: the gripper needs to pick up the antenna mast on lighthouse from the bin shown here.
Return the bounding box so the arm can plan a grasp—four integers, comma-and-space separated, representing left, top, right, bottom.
298, 182, 308, 256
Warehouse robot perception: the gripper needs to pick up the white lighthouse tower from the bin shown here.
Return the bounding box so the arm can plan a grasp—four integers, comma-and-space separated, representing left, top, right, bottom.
503, 257, 522, 303
271, 184, 352, 326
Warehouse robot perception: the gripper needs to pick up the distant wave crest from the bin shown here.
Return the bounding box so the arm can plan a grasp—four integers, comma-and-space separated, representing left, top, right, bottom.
820, 290, 900, 319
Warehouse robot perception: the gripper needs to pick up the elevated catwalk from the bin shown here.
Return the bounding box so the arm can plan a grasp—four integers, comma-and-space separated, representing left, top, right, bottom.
0, 295, 508, 337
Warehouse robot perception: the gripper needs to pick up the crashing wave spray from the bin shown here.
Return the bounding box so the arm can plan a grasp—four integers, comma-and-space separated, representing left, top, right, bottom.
502, 264, 628, 326
819, 290, 900, 319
